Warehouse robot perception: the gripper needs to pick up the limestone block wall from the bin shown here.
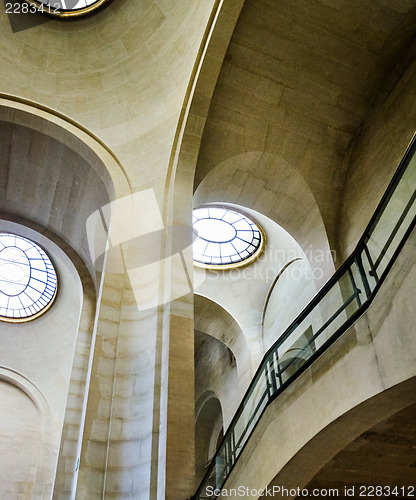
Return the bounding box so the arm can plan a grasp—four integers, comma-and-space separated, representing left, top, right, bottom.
0, 380, 43, 500
0, 0, 216, 197
76, 279, 159, 500
194, 0, 416, 254
339, 38, 416, 259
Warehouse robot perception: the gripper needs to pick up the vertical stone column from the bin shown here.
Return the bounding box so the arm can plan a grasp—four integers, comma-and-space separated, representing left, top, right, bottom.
52, 274, 96, 500
77, 250, 196, 499
150, 242, 196, 499
76, 271, 126, 500
165, 311, 195, 499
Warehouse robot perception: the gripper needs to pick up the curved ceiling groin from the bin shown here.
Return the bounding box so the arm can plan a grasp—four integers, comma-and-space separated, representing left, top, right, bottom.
195, 0, 416, 250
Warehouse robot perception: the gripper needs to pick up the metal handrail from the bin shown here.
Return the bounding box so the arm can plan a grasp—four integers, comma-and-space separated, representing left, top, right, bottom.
192, 133, 416, 499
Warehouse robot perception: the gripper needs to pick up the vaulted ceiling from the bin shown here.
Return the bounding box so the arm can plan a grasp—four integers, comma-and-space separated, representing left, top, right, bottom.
195, 0, 416, 250
301, 402, 416, 496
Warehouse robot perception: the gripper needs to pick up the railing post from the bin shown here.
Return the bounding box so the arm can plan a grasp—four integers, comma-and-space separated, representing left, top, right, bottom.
355, 249, 373, 300
265, 361, 276, 398
347, 266, 362, 307
230, 430, 236, 469
363, 239, 380, 282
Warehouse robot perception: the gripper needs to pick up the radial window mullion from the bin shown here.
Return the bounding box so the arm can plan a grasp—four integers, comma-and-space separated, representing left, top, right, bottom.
0, 233, 58, 323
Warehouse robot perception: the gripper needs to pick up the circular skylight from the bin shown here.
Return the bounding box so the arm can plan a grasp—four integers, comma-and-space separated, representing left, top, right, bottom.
27, 0, 111, 17
193, 207, 264, 268
0, 233, 58, 323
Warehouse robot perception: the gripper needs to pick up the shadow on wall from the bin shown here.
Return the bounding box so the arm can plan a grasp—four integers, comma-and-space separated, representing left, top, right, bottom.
195, 393, 224, 488
0, 103, 115, 290
194, 294, 250, 424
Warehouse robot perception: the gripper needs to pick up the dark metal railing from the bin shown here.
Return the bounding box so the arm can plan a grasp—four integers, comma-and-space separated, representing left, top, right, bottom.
192, 133, 416, 499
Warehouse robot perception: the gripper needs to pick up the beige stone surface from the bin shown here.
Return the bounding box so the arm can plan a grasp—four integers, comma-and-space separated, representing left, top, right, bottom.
339, 37, 416, 258
0, 0, 416, 499
195, 0, 416, 255
0, 380, 42, 500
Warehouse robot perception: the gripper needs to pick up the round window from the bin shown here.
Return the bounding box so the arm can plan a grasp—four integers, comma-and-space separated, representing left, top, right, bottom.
193, 206, 264, 268
0, 233, 58, 322
26, 0, 111, 18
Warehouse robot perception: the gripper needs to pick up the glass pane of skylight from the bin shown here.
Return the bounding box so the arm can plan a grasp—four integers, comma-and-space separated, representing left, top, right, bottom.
0, 233, 58, 322
194, 218, 236, 243
222, 211, 242, 223
233, 219, 251, 231
193, 207, 263, 267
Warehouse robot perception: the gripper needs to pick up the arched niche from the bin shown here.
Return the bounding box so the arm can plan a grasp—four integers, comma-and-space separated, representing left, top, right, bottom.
265, 377, 416, 496
0, 96, 131, 289
195, 392, 224, 487
195, 294, 251, 412
194, 152, 335, 286
0, 97, 131, 499
0, 380, 43, 498
195, 329, 238, 430
193, 203, 321, 368
0, 367, 54, 499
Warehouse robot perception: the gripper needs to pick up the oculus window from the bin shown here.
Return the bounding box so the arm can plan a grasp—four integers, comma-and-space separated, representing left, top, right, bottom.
193, 207, 264, 268
0, 233, 58, 322
27, 0, 111, 17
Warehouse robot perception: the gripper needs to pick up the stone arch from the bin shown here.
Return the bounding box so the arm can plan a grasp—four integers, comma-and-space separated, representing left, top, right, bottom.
0, 96, 132, 499
0, 367, 54, 499
194, 328, 239, 431
195, 293, 251, 399
194, 151, 335, 285
265, 377, 416, 496
0, 95, 131, 288
262, 257, 318, 351
195, 392, 224, 487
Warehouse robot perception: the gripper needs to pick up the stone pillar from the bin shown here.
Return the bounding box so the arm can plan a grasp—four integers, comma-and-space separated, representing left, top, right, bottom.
165, 312, 195, 499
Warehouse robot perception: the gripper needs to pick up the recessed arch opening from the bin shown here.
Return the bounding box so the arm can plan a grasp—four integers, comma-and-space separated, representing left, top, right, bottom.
195, 393, 224, 488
